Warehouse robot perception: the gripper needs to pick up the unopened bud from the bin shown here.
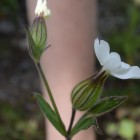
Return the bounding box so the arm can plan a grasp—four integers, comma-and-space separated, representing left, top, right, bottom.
71, 70, 108, 111
26, 16, 47, 63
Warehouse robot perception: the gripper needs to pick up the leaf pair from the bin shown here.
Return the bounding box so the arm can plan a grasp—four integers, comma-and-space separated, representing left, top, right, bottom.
70, 96, 127, 137
33, 93, 127, 138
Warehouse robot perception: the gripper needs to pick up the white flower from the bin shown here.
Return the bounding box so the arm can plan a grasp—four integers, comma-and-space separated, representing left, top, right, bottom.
94, 38, 140, 79
35, 0, 51, 17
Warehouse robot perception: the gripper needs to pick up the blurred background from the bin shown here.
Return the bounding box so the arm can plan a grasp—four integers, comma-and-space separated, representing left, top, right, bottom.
0, 0, 140, 139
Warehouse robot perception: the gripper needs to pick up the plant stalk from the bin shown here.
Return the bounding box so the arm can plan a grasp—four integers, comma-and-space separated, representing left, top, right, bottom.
66, 137, 71, 140
66, 108, 76, 140
36, 62, 64, 128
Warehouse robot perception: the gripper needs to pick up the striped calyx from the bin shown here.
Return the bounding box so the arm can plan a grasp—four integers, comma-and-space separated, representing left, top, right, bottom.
71, 71, 108, 111
26, 16, 47, 63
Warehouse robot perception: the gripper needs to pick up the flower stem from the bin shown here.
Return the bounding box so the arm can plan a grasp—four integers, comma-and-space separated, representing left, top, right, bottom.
66, 137, 71, 140
66, 108, 76, 140
36, 62, 65, 129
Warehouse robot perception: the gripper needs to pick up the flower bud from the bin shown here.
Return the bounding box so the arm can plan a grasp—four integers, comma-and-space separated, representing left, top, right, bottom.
71, 70, 108, 111
26, 16, 47, 63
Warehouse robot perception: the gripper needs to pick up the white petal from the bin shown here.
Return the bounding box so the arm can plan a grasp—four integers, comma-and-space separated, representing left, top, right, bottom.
111, 66, 140, 79
103, 52, 121, 72
42, 0, 50, 16
112, 62, 130, 74
94, 38, 110, 66
35, 0, 43, 15
35, 0, 50, 17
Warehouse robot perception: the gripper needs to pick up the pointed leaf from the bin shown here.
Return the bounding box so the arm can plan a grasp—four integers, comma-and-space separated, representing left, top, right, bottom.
34, 93, 66, 136
87, 96, 127, 117
70, 116, 102, 137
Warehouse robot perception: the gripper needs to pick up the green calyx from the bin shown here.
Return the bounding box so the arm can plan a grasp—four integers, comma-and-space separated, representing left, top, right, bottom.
71, 71, 108, 111
26, 16, 47, 63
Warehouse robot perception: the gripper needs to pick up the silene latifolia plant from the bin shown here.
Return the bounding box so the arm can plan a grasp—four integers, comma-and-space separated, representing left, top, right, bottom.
26, 0, 140, 140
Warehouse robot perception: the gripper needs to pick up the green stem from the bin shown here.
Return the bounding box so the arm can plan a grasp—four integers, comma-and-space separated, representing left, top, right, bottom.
66, 108, 76, 140
36, 62, 65, 129
66, 137, 71, 140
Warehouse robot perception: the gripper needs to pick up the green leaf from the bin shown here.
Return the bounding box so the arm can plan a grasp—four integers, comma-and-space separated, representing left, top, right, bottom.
87, 96, 127, 117
34, 93, 66, 136
70, 116, 102, 137
70, 96, 127, 137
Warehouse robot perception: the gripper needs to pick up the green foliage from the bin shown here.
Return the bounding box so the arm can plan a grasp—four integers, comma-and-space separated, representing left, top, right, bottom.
34, 93, 66, 136
70, 69, 127, 137
70, 96, 127, 137
26, 1, 138, 139
87, 96, 127, 117
70, 117, 102, 137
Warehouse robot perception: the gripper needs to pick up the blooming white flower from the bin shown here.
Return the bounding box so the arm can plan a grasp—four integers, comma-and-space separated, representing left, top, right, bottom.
35, 0, 50, 17
94, 38, 140, 79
